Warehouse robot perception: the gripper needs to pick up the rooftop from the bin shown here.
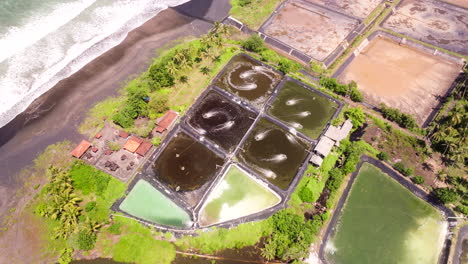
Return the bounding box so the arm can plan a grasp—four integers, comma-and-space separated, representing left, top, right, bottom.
70, 140, 91, 158
124, 137, 142, 153
314, 136, 335, 157
324, 119, 353, 143
156, 110, 179, 133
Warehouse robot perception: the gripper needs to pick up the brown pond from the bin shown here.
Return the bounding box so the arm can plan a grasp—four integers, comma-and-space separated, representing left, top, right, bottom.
213, 55, 282, 109
153, 131, 224, 192
237, 117, 311, 190
186, 90, 257, 153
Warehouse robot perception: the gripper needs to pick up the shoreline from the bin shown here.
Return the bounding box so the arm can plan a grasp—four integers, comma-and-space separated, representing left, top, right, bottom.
0, 0, 230, 225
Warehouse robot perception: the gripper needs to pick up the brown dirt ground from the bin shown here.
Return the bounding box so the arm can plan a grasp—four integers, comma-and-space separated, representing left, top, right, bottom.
264, 1, 358, 61
361, 122, 446, 187
306, 0, 382, 19
338, 37, 462, 125
442, 0, 468, 8
383, 0, 468, 55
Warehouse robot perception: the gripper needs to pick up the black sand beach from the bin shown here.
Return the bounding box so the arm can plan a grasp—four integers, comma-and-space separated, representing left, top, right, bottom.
0, 0, 230, 235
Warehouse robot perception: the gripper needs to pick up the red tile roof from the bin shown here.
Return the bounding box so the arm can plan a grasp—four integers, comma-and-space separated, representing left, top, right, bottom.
119, 130, 129, 138
123, 137, 142, 153
95, 133, 102, 139
136, 141, 152, 156
156, 110, 178, 133
70, 140, 91, 158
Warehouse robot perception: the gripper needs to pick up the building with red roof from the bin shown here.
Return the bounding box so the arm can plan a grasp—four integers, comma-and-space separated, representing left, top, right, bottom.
136, 141, 152, 156
70, 140, 91, 158
123, 137, 143, 153
156, 110, 179, 133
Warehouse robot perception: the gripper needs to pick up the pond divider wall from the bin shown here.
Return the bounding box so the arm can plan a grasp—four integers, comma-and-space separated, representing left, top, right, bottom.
332, 30, 466, 128
319, 155, 456, 264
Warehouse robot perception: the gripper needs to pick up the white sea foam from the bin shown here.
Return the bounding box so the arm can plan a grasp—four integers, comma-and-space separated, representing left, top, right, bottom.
0, 0, 190, 128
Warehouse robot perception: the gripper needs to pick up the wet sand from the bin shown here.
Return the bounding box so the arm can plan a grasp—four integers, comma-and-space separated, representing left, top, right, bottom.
0, 0, 231, 243
338, 37, 461, 125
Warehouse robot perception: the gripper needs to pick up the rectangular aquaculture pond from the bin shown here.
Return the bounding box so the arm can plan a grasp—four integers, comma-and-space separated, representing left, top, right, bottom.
198, 164, 281, 227
268, 80, 339, 140
237, 117, 311, 190
325, 162, 447, 264
152, 131, 224, 192
119, 180, 192, 228
186, 89, 257, 153
213, 54, 282, 109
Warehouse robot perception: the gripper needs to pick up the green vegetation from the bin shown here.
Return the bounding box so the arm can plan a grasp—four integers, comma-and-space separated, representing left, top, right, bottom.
393, 161, 414, 176
319, 77, 363, 103
230, 0, 283, 29
261, 210, 321, 261
434, 187, 459, 204
377, 151, 389, 161
326, 163, 446, 264
106, 141, 120, 151
241, 34, 265, 53
412, 175, 425, 185
176, 220, 272, 254
113, 233, 175, 264
344, 107, 366, 128
32, 161, 125, 262
379, 103, 418, 130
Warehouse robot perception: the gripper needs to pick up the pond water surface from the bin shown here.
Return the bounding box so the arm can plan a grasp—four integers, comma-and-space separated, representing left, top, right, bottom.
214, 55, 282, 109
268, 80, 338, 139
186, 90, 257, 153
153, 131, 224, 192
237, 117, 311, 190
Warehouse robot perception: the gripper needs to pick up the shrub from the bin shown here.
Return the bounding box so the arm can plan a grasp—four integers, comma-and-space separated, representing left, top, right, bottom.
277, 58, 300, 74
377, 152, 389, 161
239, 0, 252, 6
148, 62, 175, 89
298, 184, 314, 203
348, 81, 363, 102
84, 201, 97, 212
148, 96, 169, 119
326, 168, 344, 192
242, 34, 265, 53
412, 175, 425, 184
106, 141, 120, 151
319, 77, 349, 97
393, 162, 413, 176
108, 222, 123, 235
151, 137, 162, 146
434, 188, 458, 204
58, 248, 73, 264
344, 107, 366, 128
380, 103, 417, 129
260, 49, 280, 64
112, 109, 134, 128
455, 204, 468, 215
77, 230, 97, 251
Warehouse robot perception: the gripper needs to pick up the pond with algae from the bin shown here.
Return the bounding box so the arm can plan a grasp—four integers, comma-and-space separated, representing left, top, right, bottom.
198, 164, 281, 227
237, 117, 311, 190
152, 131, 224, 192
186, 90, 257, 153
119, 180, 191, 228
268, 80, 339, 140
325, 162, 447, 264
213, 55, 282, 109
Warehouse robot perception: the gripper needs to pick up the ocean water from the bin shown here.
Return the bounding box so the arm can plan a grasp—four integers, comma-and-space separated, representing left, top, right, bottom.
0, 0, 189, 128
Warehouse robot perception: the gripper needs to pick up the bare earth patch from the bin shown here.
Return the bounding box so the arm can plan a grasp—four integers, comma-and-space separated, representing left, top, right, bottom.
442, 0, 468, 9
305, 0, 383, 19
338, 37, 461, 125
263, 0, 359, 61
383, 0, 468, 55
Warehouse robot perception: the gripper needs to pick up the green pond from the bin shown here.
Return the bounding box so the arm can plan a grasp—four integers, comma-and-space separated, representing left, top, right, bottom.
326, 163, 447, 264
199, 165, 280, 227
268, 80, 338, 139
119, 180, 191, 228
237, 117, 311, 190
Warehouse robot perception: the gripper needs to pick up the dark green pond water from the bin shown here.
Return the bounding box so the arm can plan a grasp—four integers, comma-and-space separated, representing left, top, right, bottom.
237, 117, 311, 190
186, 90, 257, 153
268, 80, 339, 140
214, 55, 282, 109
153, 131, 224, 192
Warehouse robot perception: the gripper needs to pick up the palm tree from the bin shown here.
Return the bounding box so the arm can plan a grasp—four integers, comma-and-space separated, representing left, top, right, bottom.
179, 76, 188, 83
200, 66, 210, 75
167, 61, 178, 76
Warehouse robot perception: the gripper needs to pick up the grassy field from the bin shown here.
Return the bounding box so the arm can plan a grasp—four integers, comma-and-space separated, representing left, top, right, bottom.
326, 162, 446, 264
230, 0, 283, 29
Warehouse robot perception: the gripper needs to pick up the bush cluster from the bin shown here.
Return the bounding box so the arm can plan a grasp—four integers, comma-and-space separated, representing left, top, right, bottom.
412, 175, 425, 184
379, 103, 417, 129
434, 187, 458, 204
393, 162, 414, 176
319, 77, 363, 102
77, 230, 97, 251
242, 34, 265, 53
377, 151, 389, 161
